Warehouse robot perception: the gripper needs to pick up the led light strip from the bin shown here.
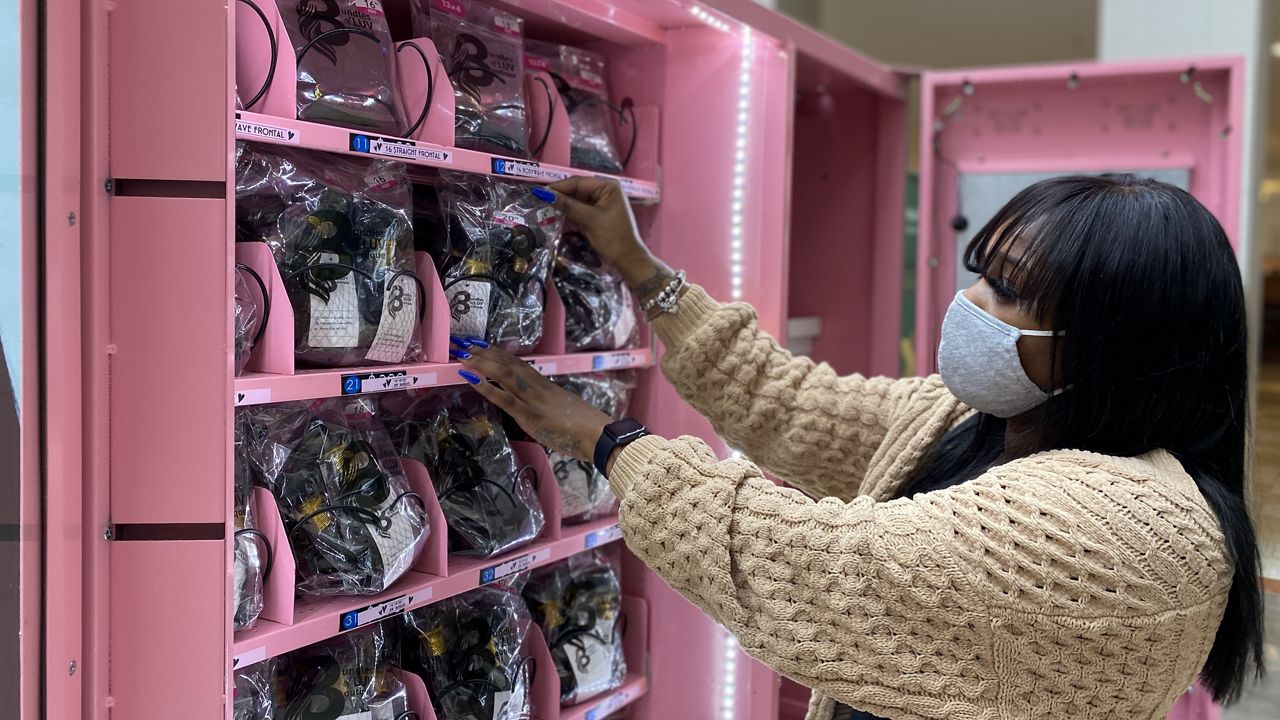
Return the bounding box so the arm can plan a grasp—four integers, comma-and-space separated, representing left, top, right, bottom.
729, 27, 755, 301
690, 4, 733, 32
721, 631, 741, 720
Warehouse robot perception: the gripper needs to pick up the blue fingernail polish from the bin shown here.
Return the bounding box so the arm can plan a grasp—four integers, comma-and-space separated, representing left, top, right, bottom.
450, 335, 472, 348
458, 369, 481, 384
449, 349, 471, 360
530, 186, 555, 203
465, 337, 490, 348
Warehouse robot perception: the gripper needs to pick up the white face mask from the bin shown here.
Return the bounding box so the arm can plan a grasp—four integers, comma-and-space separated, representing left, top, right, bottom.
938, 291, 1059, 418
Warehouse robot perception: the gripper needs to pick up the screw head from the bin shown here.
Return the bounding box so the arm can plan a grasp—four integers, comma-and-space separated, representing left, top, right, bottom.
103, 526, 113, 541
67, 212, 76, 226
104, 179, 114, 194
68, 661, 77, 676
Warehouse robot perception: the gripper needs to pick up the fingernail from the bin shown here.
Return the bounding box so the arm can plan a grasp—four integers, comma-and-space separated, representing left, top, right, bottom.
458, 370, 481, 385
530, 186, 555, 203
450, 335, 472, 348
465, 336, 490, 348
449, 349, 471, 360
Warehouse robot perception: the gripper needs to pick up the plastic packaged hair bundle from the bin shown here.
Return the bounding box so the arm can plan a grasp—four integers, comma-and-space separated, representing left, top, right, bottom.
435, 173, 562, 354
412, 0, 530, 157
232, 658, 277, 720
240, 398, 430, 597
235, 263, 270, 376
402, 582, 534, 720
279, 622, 409, 720
522, 552, 626, 705
273, 0, 404, 135
236, 143, 424, 367
549, 372, 634, 524
233, 413, 268, 630
525, 40, 631, 174
553, 226, 638, 353
381, 387, 545, 558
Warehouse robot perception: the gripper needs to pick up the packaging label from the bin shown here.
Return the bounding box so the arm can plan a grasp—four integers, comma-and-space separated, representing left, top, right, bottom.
235, 116, 300, 144
365, 274, 418, 363
367, 493, 418, 592
585, 523, 622, 548
351, 0, 384, 15
433, 0, 466, 17
493, 13, 521, 36
567, 635, 614, 700
308, 253, 360, 349
524, 55, 552, 72
491, 690, 513, 720
446, 280, 490, 339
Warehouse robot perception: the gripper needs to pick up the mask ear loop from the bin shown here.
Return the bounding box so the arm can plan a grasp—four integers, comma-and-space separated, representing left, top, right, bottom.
235, 262, 272, 350
235, 0, 277, 111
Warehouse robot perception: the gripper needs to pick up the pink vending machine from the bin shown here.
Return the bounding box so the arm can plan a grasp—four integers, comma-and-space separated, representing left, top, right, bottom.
30, 0, 1239, 719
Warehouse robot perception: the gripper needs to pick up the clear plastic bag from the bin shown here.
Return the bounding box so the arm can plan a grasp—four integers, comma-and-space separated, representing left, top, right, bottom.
236, 143, 424, 368
435, 173, 562, 354
553, 226, 638, 353
280, 622, 410, 720
522, 551, 626, 705
402, 582, 534, 720
549, 372, 634, 524
381, 387, 544, 558
241, 398, 430, 597
235, 263, 270, 376
234, 411, 268, 630
414, 0, 530, 157
273, 0, 404, 135
525, 40, 629, 174
233, 658, 277, 720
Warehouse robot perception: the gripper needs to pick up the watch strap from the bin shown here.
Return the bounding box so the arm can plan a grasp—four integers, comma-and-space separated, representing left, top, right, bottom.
594, 418, 649, 477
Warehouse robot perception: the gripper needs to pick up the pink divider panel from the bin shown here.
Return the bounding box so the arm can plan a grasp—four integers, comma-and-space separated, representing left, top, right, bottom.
526, 622, 561, 720
514, 440, 562, 540
620, 105, 660, 182
233, 0, 295, 119
252, 486, 297, 627
236, 242, 295, 375
416, 251, 452, 364
110, 197, 228, 523
534, 284, 568, 356
620, 595, 648, 673
394, 668, 440, 720
396, 38, 456, 146
404, 457, 450, 578
110, 540, 225, 720
526, 69, 572, 166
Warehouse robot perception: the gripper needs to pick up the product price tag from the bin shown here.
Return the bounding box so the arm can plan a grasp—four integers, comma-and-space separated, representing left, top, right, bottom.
338, 593, 414, 632
592, 351, 644, 371
491, 158, 570, 182
349, 133, 453, 164
585, 686, 638, 720
351, 0, 384, 15
235, 115, 300, 145
234, 388, 272, 407
232, 645, 268, 669
341, 371, 438, 396
584, 523, 622, 549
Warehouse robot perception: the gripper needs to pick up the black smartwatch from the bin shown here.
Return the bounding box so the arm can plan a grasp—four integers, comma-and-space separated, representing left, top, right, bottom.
594, 418, 649, 476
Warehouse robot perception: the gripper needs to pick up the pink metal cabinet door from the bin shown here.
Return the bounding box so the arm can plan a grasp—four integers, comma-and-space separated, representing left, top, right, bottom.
916, 58, 1243, 375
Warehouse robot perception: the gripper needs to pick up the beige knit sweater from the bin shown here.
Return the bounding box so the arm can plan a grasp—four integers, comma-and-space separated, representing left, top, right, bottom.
608, 286, 1232, 720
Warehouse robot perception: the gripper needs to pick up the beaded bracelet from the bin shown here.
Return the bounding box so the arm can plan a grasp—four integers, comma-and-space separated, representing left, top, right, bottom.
641, 270, 687, 319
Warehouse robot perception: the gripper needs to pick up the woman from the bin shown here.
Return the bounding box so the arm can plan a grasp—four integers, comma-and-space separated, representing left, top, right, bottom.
449, 174, 1264, 719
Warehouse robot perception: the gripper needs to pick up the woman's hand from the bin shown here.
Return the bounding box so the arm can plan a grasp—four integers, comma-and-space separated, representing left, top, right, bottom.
536, 178, 676, 303
452, 339, 611, 463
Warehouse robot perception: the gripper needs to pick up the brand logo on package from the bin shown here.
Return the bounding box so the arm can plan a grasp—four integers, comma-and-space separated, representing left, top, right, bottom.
350, 133, 453, 164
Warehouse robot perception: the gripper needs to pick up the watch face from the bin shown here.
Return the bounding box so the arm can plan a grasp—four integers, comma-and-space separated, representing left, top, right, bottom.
607, 417, 646, 441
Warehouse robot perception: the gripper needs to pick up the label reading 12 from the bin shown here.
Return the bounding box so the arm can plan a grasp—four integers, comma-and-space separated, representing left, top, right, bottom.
585, 523, 622, 549
491, 157, 570, 182
339, 593, 413, 632
341, 371, 439, 396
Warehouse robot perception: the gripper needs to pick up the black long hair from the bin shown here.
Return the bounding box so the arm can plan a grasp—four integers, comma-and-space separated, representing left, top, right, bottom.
900, 174, 1263, 703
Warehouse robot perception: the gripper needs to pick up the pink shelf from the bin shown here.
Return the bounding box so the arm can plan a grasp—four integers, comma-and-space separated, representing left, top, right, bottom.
234, 111, 661, 203
232, 516, 624, 666
560, 673, 649, 720
233, 347, 653, 406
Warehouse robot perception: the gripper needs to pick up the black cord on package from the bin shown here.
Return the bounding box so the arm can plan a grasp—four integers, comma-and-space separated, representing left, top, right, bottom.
233, 658, 278, 720
411, 0, 530, 157
381, 387, 545, 558
402, 583, 534, 720
523, 551, 626, 705
549, 372, 634, 524
236, 143, 424, 368
553, 227, 639, 353
234, 410, 270, 631
525, 40, 633, 174
235, 262, 271, 376
272, 0, 405, 135
240, 399, 430, 598
433, 173, 562, 354
279, 622, 411, 720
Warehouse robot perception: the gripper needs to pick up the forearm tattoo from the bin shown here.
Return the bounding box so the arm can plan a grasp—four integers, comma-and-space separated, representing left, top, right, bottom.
631, 268, 676, 304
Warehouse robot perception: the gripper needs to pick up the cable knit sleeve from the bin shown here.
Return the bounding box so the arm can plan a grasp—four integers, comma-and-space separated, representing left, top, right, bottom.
607, 437, 1232, 719
651, 286, 926, 500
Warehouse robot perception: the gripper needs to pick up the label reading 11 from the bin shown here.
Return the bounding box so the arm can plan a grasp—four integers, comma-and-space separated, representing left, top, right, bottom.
339, 593, 414, 632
